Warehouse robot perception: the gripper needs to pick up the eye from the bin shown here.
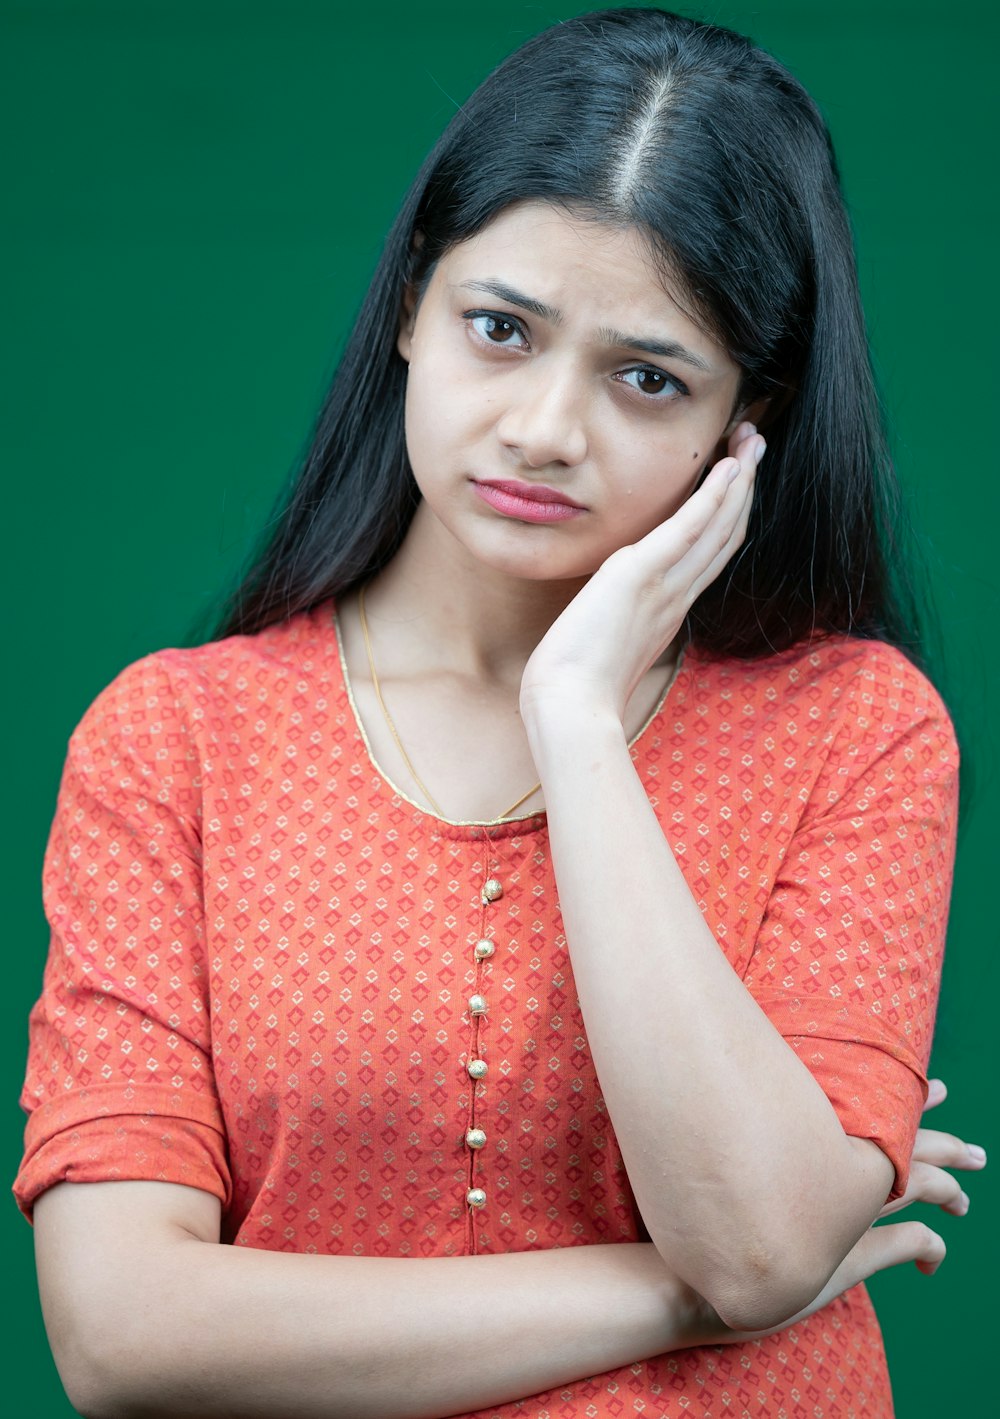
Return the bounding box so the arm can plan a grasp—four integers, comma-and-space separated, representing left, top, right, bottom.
616, 365, 689, 400
465, 310, 529, 348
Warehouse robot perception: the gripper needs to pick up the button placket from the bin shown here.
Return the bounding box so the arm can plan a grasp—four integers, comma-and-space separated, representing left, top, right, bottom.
463, 839, 505, 1230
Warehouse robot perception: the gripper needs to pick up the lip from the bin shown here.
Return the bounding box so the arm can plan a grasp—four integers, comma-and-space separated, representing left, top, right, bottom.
472, 479, 586, 524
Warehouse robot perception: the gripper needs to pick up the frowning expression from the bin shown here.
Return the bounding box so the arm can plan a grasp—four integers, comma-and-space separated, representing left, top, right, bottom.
397, 202, 751, 582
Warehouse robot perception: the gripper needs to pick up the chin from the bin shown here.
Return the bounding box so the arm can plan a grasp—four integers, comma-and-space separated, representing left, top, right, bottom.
471, 538, 602, 584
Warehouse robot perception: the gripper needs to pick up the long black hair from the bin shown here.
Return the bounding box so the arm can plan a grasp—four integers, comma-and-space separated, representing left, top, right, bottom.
217, 6, 922, 662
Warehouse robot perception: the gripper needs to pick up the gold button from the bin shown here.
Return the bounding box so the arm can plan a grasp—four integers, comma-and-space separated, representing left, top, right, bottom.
467, 1187, 487, 1209
468, 994, 487, 1015
474, 938, 495, 960
482, 877, 503, 903
467, 1058, 488, 1079
466, 1128, 487, 1150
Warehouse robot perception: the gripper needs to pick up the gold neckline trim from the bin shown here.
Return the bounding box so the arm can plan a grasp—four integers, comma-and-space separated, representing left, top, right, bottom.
332, 603, 685, 830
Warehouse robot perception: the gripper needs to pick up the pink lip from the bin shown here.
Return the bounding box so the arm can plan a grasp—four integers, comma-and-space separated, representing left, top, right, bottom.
472, 480, 586, 524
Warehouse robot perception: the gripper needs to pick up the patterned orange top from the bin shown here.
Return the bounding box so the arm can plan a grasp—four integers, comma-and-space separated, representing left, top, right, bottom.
16, 605, 958, 1418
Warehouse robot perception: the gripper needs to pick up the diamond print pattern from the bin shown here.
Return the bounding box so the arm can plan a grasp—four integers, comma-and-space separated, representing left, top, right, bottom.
16, 606, 958, 1417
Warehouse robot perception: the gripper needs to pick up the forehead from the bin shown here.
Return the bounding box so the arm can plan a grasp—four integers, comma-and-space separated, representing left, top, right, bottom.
437, 201, 723, 356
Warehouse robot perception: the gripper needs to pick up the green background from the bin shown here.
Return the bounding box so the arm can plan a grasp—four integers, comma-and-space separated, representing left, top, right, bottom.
3, 0, 996, 1411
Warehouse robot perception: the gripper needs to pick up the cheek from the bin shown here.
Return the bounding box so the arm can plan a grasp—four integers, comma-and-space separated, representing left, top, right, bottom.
404, 362, 484, 491
611, 432, 719, 532
633, 440, 710, 502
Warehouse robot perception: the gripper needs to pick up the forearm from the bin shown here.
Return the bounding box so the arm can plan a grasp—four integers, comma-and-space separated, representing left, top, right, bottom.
526, 704, 893, 1329
38, 1185, 713, 1419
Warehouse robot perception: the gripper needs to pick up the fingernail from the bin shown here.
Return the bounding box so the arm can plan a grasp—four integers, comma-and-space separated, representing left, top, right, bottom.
754, 439, 766, 466
726, 460, 740, 484
968, 1144, 987, 1164
959, 1191, 970, 1214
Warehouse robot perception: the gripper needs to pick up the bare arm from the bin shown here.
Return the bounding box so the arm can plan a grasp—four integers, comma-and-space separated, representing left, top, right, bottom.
520, 429, 955, 1330
526, 701, 895, 1329
34, 1099, 981, 1419
34, 1180, 708, 1419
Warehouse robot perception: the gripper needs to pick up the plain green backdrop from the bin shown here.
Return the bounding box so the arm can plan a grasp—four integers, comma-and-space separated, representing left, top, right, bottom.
3, 1, 997, 1413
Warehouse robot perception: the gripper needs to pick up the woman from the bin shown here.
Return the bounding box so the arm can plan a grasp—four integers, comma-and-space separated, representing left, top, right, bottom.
16, 9, 985, 1417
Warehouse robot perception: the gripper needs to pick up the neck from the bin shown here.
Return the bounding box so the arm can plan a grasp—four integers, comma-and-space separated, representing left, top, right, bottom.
360, 502, 588, 687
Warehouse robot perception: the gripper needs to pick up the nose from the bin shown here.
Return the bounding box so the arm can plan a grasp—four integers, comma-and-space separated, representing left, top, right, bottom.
495, 362, 588, 469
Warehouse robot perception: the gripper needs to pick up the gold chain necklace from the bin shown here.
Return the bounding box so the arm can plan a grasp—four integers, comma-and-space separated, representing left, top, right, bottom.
358, 584, 542, 823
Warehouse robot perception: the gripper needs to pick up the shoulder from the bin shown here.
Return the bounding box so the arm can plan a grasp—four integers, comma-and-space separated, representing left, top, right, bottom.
687, 635, 954, 743
682, 636, 958, 811
69, 605, 339, 758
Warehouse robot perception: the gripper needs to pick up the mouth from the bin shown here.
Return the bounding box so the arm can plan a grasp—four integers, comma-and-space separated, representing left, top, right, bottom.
471, 479, 586, 524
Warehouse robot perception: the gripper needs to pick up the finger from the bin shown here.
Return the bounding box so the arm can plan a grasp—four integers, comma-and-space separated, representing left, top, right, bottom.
874, 1220, 947, 1277
924, 1078, 947, 1112
830, 1220, 947, 1292
878, 1160, 969, 1218
727, 421, 760, 459
684, 502, 753, 606
640, 434, 762, 566
654, 440, 759, 582
910, 1126, 988, 1171
678, 457, 758, 599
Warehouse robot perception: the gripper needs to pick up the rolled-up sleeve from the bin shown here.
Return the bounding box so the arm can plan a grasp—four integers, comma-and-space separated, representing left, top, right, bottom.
742, 645, 959, 1199
15, 655, 230, 1218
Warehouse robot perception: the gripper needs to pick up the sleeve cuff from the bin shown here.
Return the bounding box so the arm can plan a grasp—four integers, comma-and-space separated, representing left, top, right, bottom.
14, 1084, 231, 1220
751, 993, 927, 1200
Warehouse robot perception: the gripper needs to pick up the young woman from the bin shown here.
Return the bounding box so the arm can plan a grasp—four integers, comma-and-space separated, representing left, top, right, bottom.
16, 9, 986, 1417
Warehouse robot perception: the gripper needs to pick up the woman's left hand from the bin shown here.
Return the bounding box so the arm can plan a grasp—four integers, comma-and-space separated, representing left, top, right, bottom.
520, 422, 763, 725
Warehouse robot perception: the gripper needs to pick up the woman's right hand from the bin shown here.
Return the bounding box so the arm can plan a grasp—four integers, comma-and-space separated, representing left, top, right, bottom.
723, 1078, 987, 1341
876, 1077, 986, 1226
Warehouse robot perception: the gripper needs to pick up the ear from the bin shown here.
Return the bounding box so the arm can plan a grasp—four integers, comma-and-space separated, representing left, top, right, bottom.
396, 281, 418, 363
724, 394, 771, 438
713, 394, 772, 459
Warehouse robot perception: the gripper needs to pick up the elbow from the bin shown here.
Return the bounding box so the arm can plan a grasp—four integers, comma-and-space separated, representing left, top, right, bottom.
672, 1246, 832, 1336
51, 1320, 167, 1419
57, 1356, 140, 1419
709, 1278, 816, 1335
62, 1371, 170, 1419
55, 1356, 129, 1419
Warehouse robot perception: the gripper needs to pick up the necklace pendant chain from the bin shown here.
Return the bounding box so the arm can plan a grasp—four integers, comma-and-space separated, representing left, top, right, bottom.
358, 585, 542, 824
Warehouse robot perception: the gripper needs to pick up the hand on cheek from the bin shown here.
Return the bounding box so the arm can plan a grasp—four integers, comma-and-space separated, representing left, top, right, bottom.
520, 426, 765, 725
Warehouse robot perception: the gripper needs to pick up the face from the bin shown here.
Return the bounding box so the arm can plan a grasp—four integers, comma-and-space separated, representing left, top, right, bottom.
397, 202, 755, 583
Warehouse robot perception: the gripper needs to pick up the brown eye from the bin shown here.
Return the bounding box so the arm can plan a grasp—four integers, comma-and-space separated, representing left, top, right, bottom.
484, 316, 518, 342
618, 365, 687, 400
466, 312, 528, 347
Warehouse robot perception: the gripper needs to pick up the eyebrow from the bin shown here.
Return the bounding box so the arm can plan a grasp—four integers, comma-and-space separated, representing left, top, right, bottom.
457, 279, 714, 374
598, 326, 713, 374
461, 279, 560, 324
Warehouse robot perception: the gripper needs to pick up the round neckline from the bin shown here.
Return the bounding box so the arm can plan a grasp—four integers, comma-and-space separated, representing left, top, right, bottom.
329, 601, 687, 834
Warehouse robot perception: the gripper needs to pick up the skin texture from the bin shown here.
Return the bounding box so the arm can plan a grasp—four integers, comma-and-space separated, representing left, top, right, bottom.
397, 203, 766, 593
33, 1092, 984, 1418
32, 204, 987, 1415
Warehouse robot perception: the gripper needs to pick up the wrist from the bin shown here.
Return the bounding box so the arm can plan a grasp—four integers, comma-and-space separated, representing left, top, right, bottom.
519, 700, 626, 783
521, 691, 626, 755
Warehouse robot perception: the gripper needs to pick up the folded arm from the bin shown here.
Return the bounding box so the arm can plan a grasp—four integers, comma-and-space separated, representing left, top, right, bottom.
35, 1179, 709, 1419
35, 1104, 980, 1419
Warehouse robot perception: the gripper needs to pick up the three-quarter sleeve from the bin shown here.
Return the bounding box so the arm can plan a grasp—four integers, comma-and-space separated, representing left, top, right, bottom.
14, 654, 230, 1218
742, 644, 959, 1198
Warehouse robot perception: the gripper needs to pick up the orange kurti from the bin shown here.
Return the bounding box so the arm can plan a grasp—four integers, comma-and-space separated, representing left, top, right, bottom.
16, 605, 958, 1417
